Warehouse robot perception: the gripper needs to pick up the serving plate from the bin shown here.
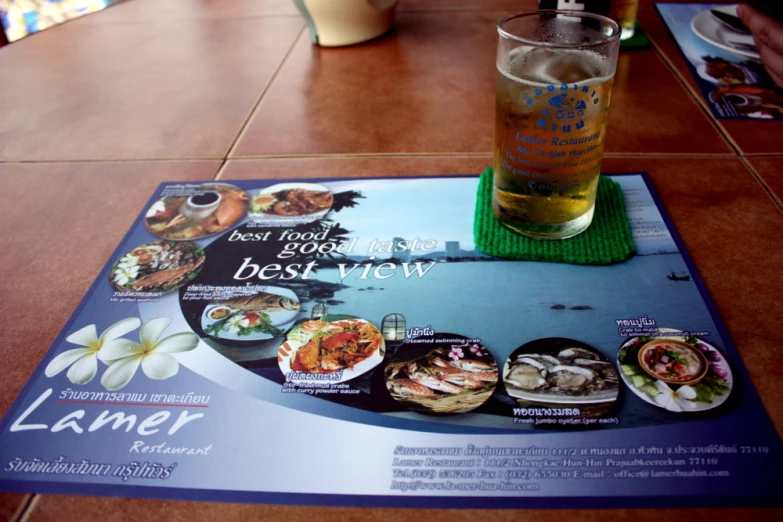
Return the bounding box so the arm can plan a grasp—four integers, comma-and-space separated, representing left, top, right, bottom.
691, 7, 760, 61
617, 330, 733, 413
249, 182, 333, 227
277, 317, 385, 384
200, 287, 300, 341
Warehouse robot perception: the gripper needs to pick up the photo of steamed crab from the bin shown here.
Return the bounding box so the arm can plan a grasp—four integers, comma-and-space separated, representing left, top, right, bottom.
277, 318, 385, 384
503, 338, 619, 410
384, 341, 498, 414
617, 330, 733, 413
201, 288, 300, 341
109, 240, 205, 294
249, 182, 333, 226
144, 183, 249, 240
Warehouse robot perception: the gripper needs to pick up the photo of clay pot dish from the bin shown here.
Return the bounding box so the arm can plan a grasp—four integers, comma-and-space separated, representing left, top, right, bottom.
145, 183, 249, 240
109, 240, 205, 294
384, 341, 498, 414
618, 330, 733, 413
249, 182, 333, 226
503, 338, 619, 408
201, 288, 301, 341
278, 318, 385, 384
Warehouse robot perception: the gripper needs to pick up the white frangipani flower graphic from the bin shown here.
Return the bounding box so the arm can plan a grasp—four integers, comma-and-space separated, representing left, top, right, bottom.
146, 200, 167, 218
653, 381, 698, 412
45, 318, 141, 385
98, 317, 199, 390
223, 313, 248, 334
113, 265, 139, 286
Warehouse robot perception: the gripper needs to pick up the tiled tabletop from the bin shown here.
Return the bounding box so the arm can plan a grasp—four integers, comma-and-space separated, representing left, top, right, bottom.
0, 0, 781, 520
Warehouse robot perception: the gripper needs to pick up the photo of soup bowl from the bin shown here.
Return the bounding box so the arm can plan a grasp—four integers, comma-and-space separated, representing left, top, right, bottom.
637, 339, 708, 386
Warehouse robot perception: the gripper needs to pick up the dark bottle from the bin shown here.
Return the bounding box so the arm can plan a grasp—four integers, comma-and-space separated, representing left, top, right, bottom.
538, 1, 612, 16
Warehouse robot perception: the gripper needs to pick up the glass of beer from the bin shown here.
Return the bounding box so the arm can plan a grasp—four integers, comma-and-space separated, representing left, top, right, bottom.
493, 11, 620, 239
611, 0, 639, 40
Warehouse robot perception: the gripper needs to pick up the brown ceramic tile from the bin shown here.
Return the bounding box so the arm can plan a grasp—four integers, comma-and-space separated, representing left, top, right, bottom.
604, 47, 731, 154
0, 17, 303, 161
233, 10, 731, 157
220, 155, 493, 179
639, 1, 783, 154
74, 0, 300, 23
0, 161, 219, 420
0, 492, 28, 522
746, 156, 783, 203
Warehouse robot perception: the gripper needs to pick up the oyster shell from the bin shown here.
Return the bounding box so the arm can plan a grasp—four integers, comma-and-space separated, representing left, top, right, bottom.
547, 365, 597, 392
520, 354, 561, 369
506, 364, 547, 391
573, 358, 619, 382
558, 347, 599, 362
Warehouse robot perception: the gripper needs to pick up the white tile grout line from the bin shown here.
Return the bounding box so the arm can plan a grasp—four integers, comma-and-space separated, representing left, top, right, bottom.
13, 494, 37, 522
648, 37, 742, 156
0, 151, 761, 167
223, 26, 307, 161
739, 156, 783, 214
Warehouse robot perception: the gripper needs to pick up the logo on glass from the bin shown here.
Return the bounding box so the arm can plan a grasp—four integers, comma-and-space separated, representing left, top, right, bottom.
528, 84, 600, 133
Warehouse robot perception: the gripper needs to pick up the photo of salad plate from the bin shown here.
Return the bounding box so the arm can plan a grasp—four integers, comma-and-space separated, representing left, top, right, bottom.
249, 182, 333, 227
617, 329, 733, 413
201, 288, 300, 341
277, 317, 385, 384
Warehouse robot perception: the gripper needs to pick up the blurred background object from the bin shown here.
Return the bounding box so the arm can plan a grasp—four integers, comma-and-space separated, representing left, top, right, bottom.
611, 0, 639, 40
295, 0, 399, 47
0, 0, 123, 43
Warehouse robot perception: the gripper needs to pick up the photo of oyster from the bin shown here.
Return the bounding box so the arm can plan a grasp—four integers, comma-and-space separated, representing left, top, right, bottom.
145, 183, 249, 240
384, 340, 498, 415
503, 338, 619, 406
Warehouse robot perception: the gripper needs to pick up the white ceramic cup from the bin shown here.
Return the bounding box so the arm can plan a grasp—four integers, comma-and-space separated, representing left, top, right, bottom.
295, 0, 399, 47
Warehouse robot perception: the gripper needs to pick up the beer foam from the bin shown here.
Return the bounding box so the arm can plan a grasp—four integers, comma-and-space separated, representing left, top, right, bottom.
498, 47, 613, 88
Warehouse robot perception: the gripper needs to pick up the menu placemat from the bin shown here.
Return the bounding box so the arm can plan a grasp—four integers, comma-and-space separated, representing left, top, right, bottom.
0, 173, 780, 508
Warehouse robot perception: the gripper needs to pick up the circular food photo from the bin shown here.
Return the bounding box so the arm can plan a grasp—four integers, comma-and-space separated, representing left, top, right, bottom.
249, 182, 333, 226
384, 336, 498, 415
145, 183, 249, 240
277, 318, 385, 384
503, 338, 619, 413
201, 288, 300, 341
617, 330, 733, 413
110, 240, 205, 294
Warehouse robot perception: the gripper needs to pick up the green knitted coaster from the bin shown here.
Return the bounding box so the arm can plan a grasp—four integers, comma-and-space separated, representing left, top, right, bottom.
474, 167, 636, 265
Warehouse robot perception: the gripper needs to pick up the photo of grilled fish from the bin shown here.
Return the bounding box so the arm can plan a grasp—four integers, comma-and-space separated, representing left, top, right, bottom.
218, 293, 300, 313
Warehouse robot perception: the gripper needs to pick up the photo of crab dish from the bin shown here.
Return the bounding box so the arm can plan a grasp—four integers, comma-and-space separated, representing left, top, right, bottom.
384, 342, 498, 414
618, 330, 733, 413
144, 183, 249, 240
503, 338, 619, 406
249, 183, 333, 224
201, 288, 300, 341
110, 240, 205, 293
277, 318, 384, 384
